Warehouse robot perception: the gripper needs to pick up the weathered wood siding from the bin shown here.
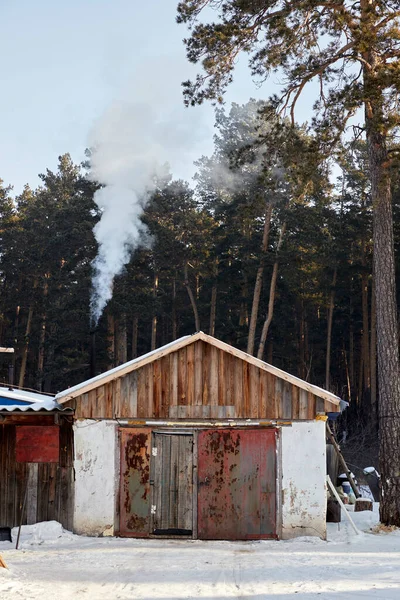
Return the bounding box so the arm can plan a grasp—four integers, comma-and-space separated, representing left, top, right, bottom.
65, 340, 338, 419
0, 418, 74, 529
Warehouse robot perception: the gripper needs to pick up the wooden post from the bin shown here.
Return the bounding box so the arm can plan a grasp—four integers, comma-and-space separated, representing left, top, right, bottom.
326, 475, 360, 535
326, 422, 361, 498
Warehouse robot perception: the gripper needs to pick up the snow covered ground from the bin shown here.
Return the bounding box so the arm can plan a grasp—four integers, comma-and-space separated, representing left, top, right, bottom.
1, 505, 400, 599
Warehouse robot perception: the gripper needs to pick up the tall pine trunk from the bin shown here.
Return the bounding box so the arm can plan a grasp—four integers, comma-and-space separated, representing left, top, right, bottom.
151, 273, 159, 350
247, 203, 273, 355
172, 277, 177, 340
36, 278, 49, 391
116, 315, 127, 365
183, 261, 200, 331
325, 268, 337, 391
107, 313, 115, 369
370, 275, 377, 412
364, 61, 400, 523
209, 260, 218, 337
131, 315, 138, 359
257, 221, 286, 360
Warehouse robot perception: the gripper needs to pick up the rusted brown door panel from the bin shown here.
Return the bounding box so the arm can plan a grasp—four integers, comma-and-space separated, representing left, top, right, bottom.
197, 429, 276, 540
151, 433, 193, 535
119, 428, 152, 537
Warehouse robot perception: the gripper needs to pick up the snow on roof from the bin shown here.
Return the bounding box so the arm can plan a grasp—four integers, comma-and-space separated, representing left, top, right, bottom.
56, 332, 342, 406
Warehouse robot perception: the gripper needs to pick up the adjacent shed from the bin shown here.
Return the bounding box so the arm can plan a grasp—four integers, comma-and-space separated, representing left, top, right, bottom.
0, 388, 74, 531
56, 332, 341, 540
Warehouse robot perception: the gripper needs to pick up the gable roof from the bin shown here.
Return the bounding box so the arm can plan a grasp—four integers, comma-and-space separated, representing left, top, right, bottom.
56, 331, 341, 406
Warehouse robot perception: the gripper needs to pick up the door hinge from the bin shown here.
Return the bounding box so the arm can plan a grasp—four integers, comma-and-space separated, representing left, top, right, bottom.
151, 505, 157, 514
152, 447, 158, 456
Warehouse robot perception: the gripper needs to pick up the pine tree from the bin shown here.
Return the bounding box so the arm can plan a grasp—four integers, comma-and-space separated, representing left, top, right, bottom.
177, 0, 400, 525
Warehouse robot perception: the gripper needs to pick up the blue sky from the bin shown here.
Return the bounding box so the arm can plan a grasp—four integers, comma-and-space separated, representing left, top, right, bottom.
1, 0, 312, 195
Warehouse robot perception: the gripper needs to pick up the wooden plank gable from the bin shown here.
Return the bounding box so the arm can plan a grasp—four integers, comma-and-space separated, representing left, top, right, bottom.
63, 338, 340, 420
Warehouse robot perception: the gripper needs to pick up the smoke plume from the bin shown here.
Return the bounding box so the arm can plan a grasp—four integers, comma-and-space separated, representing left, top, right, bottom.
88, 60, 210, 326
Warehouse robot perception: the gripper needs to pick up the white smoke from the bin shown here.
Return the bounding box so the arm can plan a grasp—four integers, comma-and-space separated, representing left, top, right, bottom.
88, 59, 211, 326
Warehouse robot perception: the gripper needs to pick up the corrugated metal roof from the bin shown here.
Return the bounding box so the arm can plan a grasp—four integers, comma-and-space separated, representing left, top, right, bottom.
0, 386, 71, 413
0, 403, 73, 413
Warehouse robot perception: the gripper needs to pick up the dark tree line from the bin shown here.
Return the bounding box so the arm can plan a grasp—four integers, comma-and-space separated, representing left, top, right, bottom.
0, 102, 382, 422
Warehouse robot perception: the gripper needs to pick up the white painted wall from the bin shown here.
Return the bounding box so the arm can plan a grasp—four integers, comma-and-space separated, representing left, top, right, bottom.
280, 420, 327, 539
73, 420, 118, 536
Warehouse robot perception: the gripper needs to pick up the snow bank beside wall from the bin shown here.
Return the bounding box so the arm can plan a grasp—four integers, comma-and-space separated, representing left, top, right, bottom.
281, 420, 326, 539
73, 420, 118, 536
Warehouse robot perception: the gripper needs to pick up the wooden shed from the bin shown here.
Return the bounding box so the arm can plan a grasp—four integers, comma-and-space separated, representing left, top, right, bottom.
56, 332, 341, 541
0, 389, 74, 532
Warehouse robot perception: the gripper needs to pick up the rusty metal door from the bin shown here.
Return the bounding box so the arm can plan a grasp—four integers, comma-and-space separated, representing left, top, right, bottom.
197, 429, 277, 540
119, 428, 152, 537
151, 432, 193, 536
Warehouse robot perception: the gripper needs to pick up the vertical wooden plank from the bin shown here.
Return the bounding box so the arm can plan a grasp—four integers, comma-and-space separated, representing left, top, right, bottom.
169, 435, 178, 528
225, 353, 233, 409
170, 352, 179, 415
26, 463, 39, 524
234, 357, 244, 417
162, 435, 172, 529
308, 392, 316, 419
137, 368, 147, 418
186, 344, 195, 408
97, 385, 105, 418
218, 349, 226, 406
243, 362, 250, 416
178, 347, 187, 405
282, 381, 292, 419
292, 386, 300, 419
153, 359, 161, 418
194, 341, 203, 406
58, 466, 73, 530
105, 383, 113, 418
160, 356, 169, 418
47, 463, 57, 521
178, 435, 193, 531
202, 343, 211, 406
129, 371, 138, 417
299, 389, 308, 419
192, 431, 198, 539
209, 345, 218, 406
275, 378, 283, 418
36, 463, 49, 523
0, 425, 6, 525
316, 397, 325, 414
249, 365, 260, 418
13, 460, 27, 527
88, 390, 96, 418
78, 393, 89, 419
5, 425, 16, 526
120, 374, 132, 419
114, 379, 122, 417
259, 369, 268, 418
147, 364, 154, 418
